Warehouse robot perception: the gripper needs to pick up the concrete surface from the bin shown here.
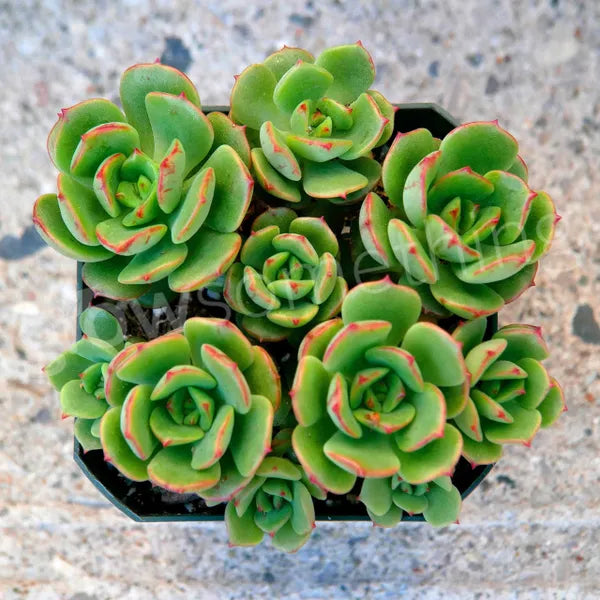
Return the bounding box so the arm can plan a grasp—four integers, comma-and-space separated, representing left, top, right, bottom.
1, 0, 599, 598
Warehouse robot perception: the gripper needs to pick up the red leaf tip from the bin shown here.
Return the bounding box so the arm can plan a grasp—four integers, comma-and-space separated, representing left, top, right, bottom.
554, 213, 562, 224
154, 57, 161, 63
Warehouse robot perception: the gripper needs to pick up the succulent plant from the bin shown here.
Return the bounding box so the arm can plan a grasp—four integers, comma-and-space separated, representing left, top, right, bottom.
450, 318, 565, 467
359, 121, 559, 318
223, 207, 347, 341
96, 318, 280, 492
360, 474, 461, 528
230, 43, 393, 203
33, 61, 253, 300
290, 277, 468, 495
220, 455, 324, 552
44, 307, 129, 452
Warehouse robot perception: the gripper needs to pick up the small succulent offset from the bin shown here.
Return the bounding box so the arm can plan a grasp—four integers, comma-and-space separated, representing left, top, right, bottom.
222, 456, 322, 552
450, 318, 565, 468
98, 318, 280, 493
231, 43, 393, 203
45, 307, 131, 452
33, 61, 252, 300
360, 475, 462, 528
359, 121, 559, 318
290, 278, 466, 495
224, 207, 347, 341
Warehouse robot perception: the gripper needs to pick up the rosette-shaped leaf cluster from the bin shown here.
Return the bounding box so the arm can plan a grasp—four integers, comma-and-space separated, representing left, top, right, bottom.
44, 307, 129, 451
290, 277, 467, 495
222, 456, 323, 552
98, 318, 279, 493
224, 207, 347, 341
360, 474, 461, 528
33, 62, 253, 300
450, 318, 565, 467
230, 43, 393, 203
360, 121, 559, 318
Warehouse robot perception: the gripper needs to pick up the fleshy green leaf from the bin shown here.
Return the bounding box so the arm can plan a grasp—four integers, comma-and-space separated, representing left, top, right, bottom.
117, 334, 191, 385
394, 383, 445, 451
423, 483, 461, 527
315, 43, 375, 105
190, 405, 234, 469
33, 194, 112, 262
303, 159, 368, 199
388, 219, 437, 284
148, 446, 221, 493
168, 229, 241, 292
100, 407, 149, 481
360, 477, 393, 516
229, 395, 274, 477
119, 62, 201, 156
323, 320, 391, 377
538, 379, 565, 427
382, 128, 437, 210
430, 262, 504, 320
342, 278, 421, 345
60, 379, 106, 419
225, 501, 264, 547
82, 256, 151, 300
292, 420, 356, 494
170, 167, 215, 243
437, 121, 518, 177
324, 429, 400, 477
402, 323, 466, 387
260, 121, 302, 180
291, 355, 330, 426
145, 91, 213, 173
396, 423, 463, 484
203, 145, 254, 233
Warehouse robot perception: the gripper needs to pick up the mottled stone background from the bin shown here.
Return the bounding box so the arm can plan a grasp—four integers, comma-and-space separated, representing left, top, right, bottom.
1, 0, 599, 598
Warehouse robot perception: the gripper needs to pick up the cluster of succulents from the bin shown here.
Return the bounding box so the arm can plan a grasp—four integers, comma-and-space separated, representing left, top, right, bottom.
38, 43, 564, 552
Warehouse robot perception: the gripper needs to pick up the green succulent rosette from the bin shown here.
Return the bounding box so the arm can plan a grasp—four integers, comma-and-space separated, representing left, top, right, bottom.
33, 62, 253, 300
44, 307, 130, 452
450, 318, 565, 467
360, 474, 461, 528
223, 207, 348, 342
359, 121, 559, 318
290, 277, 467, 495
230, 43, 393, 204
219, 455, 324, 552
96, 318, 280, 493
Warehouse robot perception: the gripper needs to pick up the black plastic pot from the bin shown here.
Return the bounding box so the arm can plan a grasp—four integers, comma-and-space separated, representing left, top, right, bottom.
73, 103, 495, 523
